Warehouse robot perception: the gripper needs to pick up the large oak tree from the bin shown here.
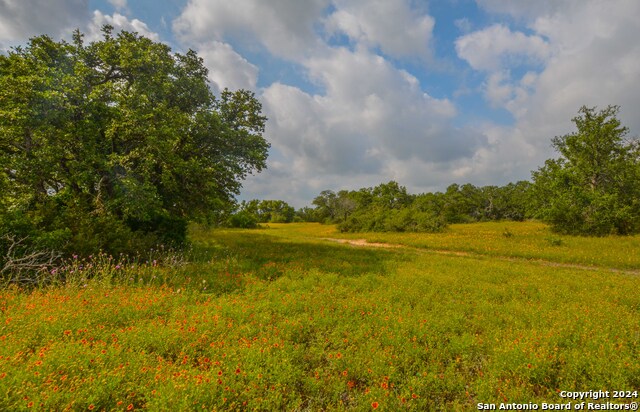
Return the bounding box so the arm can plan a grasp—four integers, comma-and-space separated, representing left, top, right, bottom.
532, 105, 640, 235
0, 27, 269, 253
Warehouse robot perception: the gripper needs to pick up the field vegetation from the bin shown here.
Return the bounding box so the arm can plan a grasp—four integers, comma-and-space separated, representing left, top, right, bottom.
1, 222, 638, 410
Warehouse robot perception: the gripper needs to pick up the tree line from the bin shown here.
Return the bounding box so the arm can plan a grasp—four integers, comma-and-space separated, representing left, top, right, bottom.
229, 180, 531, 232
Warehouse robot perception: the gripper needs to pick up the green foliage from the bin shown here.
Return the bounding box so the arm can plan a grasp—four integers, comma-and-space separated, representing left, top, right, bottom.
0, 27, 269, 255
228, 199, 296, 225
309, 180, 533, 233
227, 210, 259, 229
332, 182, 447, 233
532, 105, 640, 235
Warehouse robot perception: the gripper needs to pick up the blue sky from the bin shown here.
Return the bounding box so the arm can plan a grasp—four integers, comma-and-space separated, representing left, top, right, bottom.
2, 0, 640, 207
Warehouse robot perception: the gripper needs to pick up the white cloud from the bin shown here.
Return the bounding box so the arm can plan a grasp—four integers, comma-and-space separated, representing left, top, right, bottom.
88, 11, 159, 41
472, 0, 640, 150
257, 47, 486, 200
455, 24, 551, 71
197, 41, 259, 92
108, 0, 127, 10
475, 0, 572, 20
0, 0, 89, 44
484, 70, 536, 114
171, 1, 496, 204
324, 0, 434, 59
173, 0, 330, 59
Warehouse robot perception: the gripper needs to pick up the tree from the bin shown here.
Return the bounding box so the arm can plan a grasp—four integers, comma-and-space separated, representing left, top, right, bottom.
312, 190, 338, 223
0, 27, 270, 254
531, 105, 640, 235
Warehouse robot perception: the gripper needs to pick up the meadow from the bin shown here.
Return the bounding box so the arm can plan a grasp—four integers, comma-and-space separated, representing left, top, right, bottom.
0, 222, 639, 410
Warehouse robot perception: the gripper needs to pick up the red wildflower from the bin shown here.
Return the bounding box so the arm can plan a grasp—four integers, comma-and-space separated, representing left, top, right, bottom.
371, 401, 379, 409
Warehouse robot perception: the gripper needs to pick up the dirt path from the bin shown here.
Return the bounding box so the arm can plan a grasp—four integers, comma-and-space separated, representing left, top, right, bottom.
320, 237, 640, 276
320, 238, 402, 248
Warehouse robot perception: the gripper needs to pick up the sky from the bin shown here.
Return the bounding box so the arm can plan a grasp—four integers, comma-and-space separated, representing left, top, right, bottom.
2, 0, 640, 208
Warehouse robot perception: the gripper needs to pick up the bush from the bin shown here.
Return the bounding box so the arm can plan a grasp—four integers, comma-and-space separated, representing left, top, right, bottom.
339, 208, 446, 233
227, 211, 259, 229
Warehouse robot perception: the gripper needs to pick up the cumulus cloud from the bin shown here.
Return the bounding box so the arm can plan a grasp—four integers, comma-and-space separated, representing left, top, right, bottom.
239, 43, 491, 206
87, 11, 159, 41
324, 0, 434, 59
472, 0, 640, 150
261, 47, 485, 182
173, 0, 330, 59
197, 41, 259, 92
455, 24, 551, 71
0, 0, 89, 44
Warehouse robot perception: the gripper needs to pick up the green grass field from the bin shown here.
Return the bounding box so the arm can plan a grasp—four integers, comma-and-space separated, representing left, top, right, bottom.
1, 222, 639, 410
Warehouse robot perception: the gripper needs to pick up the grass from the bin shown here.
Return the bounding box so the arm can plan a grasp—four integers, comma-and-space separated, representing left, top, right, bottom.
254, 221, 640, 270
0, 222, 639, 410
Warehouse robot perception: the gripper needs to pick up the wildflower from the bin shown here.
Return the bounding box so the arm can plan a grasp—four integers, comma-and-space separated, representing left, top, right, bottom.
88, 405, 95, 410
371, 401, 379, 409
127, 404, 134, 410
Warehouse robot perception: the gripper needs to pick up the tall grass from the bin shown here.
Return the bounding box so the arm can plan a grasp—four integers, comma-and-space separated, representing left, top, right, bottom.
0, 223, 638, 410
257, 222, 640, 270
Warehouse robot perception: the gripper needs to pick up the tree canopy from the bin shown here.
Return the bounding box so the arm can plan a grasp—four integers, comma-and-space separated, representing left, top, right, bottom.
532, 105, 640, 235
304, 180, 533, 231
0, 27, 269, 254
